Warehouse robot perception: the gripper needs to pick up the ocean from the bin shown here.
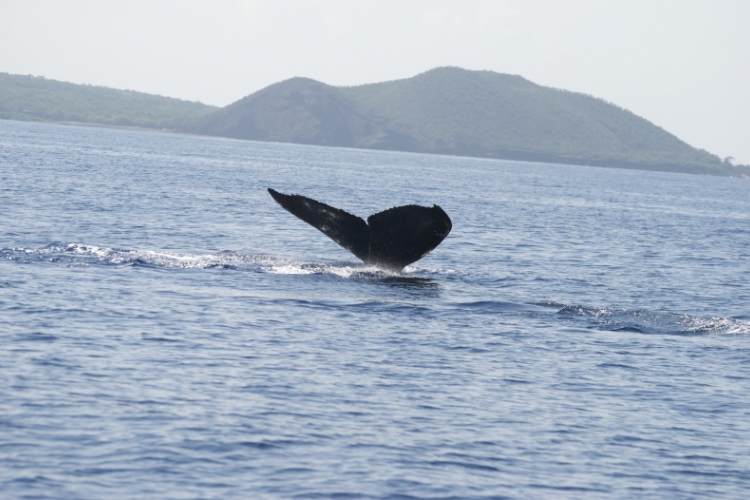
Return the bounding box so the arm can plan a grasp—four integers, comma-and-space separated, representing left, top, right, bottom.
2, 119, 749, 499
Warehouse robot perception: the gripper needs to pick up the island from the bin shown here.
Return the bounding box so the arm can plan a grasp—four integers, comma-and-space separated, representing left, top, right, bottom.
2, 68, 747, 177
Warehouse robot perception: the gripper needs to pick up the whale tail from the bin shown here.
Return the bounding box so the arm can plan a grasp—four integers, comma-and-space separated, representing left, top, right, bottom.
268, 188, 451, 269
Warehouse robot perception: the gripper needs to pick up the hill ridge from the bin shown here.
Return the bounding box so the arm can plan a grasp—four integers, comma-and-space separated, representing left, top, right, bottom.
196, 66, 735, 175
0, 72, 217, 130
2, 68, 747, 177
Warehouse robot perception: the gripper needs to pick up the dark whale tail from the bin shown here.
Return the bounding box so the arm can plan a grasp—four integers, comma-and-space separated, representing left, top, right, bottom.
268, 188, 452, 269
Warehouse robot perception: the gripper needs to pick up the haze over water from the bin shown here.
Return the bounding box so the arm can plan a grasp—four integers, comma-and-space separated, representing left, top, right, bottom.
2, 119, 750, 499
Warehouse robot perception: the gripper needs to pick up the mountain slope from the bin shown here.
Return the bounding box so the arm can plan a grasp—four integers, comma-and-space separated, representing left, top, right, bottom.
195, 77, 371, 146
196, 67, 734, 175
340, 68, 721, 169
0, 72, 217, 130
1, 68, 745, 176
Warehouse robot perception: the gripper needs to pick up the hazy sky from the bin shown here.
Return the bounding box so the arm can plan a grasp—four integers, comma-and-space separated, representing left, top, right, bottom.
1, 0, 749, 163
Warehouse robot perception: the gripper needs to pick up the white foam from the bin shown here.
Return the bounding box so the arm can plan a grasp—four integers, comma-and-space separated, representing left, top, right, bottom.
268, 263, 316, 275
267, 262, 402, 279
685, 316, 750, 336
559, 304, 750, 336
11, 243, 455, 280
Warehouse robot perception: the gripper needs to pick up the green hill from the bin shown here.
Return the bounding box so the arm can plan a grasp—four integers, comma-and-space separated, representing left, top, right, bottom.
0, 72, 217, 130
2, 68, 746, 176
196, 67, 740, 175
194, 77, 371, 147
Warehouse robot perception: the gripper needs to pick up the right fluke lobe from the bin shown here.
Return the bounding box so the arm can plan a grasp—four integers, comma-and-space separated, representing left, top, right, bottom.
268, 188, 451, 269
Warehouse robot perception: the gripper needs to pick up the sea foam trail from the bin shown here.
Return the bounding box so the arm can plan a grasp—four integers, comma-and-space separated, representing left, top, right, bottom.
4, 243, 747, 336
556, 304, 750, 336
0, 243, 448, 279
453, 300, 750, 336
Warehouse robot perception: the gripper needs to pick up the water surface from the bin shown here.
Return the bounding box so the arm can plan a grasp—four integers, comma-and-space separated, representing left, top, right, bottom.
2, 120, 750, 499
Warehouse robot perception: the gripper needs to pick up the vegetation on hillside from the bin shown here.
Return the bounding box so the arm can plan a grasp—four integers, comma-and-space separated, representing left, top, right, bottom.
1, 68, 747, 177
341, 68, 729, 174
0, 72, 217, 130
197, 67, 743, 175
194, 77, 378, 147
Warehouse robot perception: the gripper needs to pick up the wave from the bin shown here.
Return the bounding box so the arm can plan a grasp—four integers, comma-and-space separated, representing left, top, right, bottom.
4, 243, 746, 336
554, 303, 749, 336
450, 300, 749, 335
0, 242, 450, 279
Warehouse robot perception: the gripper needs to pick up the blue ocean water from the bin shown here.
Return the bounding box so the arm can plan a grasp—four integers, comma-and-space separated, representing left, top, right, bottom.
1, 119, 749, 499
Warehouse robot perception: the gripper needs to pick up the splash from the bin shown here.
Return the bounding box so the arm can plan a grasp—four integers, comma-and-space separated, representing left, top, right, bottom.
556, 304, 750, 336
1, 242, 449, 280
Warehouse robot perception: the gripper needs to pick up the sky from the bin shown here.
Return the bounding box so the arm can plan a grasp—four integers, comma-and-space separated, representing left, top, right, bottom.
1, 0, 749, 164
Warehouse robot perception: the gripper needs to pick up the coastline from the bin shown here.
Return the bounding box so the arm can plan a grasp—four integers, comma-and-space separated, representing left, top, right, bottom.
4, 117, 748, 179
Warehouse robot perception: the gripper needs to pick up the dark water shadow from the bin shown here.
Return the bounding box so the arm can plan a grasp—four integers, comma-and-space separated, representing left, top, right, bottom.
372, 276, 441, 299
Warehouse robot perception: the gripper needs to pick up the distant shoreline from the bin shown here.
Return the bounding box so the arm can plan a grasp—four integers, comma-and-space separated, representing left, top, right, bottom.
5, 117, 748, 179
3, 68, 748, 178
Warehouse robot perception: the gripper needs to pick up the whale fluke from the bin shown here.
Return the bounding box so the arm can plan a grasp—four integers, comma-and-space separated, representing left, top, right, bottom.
268, 188, 451, 269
